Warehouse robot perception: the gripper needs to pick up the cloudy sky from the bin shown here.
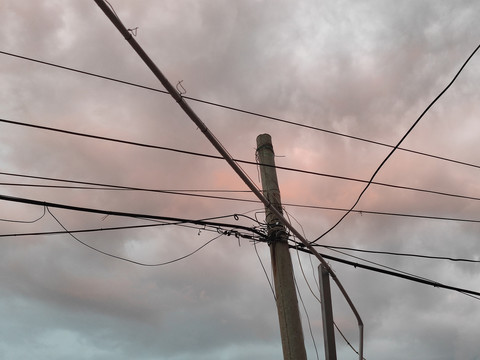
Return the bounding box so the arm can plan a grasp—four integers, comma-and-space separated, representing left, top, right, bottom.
0, 1, 479, 359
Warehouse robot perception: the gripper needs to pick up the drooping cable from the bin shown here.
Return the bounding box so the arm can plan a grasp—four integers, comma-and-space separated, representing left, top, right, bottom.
47, 206, 226, 266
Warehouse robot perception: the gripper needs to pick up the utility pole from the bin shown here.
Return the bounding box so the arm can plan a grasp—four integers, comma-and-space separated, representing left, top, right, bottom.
94, 3, 363, 357
256, 134, 307, 360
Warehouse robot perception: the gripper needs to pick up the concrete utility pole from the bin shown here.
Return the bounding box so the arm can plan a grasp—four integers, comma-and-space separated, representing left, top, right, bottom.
256, 134, 307, 360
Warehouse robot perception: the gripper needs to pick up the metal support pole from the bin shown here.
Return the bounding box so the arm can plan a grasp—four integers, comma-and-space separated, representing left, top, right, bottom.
319, 264, 337, 360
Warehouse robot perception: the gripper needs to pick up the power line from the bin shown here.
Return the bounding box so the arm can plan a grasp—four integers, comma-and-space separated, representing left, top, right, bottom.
0, 192, 266, 237
3, 118, 480, 205
292, 245, 480, 299
314, 244, 480, 264
312, 42, 480, 244
2, 49, 480, 171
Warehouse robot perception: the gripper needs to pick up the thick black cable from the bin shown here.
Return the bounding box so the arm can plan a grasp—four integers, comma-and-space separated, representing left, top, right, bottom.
314, 244, 480, 264
290, 245, 480, 299
0, 193, 266, 237
47, 206, 225, 267
2, 117, 480, 204
312, 42, 480, 244
2, 49, 480, 171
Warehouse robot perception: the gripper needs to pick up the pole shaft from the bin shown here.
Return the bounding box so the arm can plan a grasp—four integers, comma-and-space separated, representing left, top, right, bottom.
256, 134, 307, 360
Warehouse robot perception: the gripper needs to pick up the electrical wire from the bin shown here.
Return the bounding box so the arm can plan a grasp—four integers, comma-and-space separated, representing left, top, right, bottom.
3, 117, 480, 205
325, 246, 438, 288
322, 246, 480, 303
292, 245, 480, 299
2, 49, 480, 172
312, 42, 480, 244
314, 244, 480, 264
0, 192, 266, 237
47, 206, 226, 267
0, 181, 250, 193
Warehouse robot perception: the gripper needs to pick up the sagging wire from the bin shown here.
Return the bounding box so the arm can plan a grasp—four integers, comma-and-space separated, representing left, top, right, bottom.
47, 206, 230, 267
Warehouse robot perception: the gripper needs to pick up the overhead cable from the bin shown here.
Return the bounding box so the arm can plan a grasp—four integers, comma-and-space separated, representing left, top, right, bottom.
0, 192, 265, 237
293, 246, 480, 299
93, 3, 363, 356
314, 244, 480, 264
1, 49, 480, 171
47, 206, 226, 267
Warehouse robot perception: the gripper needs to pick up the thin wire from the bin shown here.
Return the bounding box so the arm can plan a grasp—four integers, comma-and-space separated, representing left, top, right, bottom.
293, 275, 319, 360
315, 244, 480, 264
2, 49, 480, 171
47, 206, 225, 266
312, 42, 480, 244
0, 205, 46, 223
253, 240, 276, 300
4, 171, 480, 225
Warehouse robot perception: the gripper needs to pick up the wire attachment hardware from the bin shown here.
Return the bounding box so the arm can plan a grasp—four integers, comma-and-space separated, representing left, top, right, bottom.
176, 80, 186, 95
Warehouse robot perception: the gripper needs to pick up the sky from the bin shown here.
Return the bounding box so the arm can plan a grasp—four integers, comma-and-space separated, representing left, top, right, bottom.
0, 1, 479, 359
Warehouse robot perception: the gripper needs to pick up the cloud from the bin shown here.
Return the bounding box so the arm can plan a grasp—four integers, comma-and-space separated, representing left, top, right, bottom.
0, 1, 479, 359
